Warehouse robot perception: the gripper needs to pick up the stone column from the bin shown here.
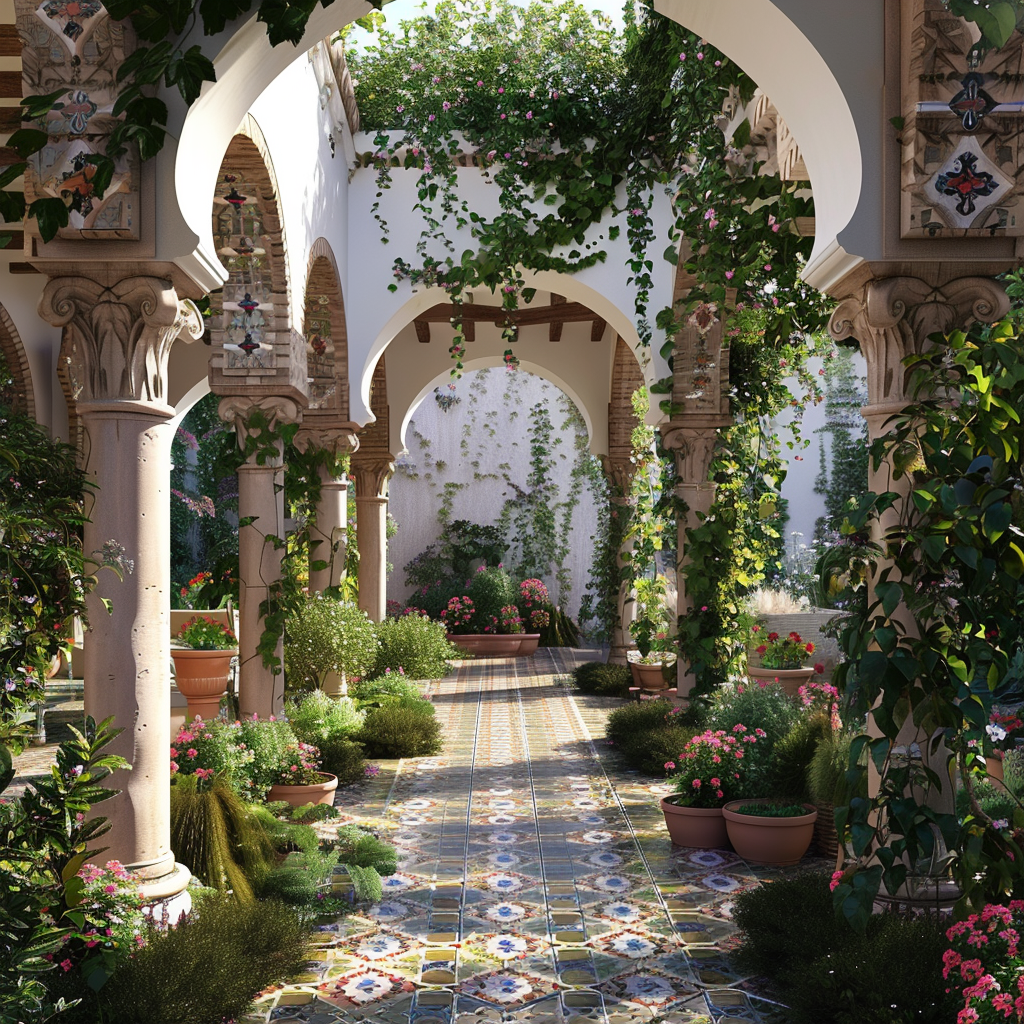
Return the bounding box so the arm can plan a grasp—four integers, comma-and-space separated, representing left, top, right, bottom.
660, 420, 723, 696
39, 274, 202, 894
350, 454, 395, 622
294, 425, 360, 595
600, 457, 639, 666
829, 273, 1009, 890
218, 396, 302, 719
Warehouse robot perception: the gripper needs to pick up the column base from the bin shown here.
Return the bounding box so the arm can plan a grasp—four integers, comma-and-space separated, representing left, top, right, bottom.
138, 862, 193, 927
607, 643, 634, 666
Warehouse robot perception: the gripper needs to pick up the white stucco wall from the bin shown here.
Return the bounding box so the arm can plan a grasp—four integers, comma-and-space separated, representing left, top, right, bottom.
386, 367, 602, 620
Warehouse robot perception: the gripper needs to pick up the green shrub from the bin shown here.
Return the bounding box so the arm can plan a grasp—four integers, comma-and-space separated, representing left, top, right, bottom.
285, 595, 379, 690
169, 777, 276, 900
61, 895, 311, 1024
605, 699, 694, 775
286, 691, 366, 783
466, 566, 519, 629
732, 872, 957, 1024
358, 705, 443, 758
235, 716, 297, 801
808, 729, 855, 805
333, 824, 399, 875
318, 735, 367, 783
573, 662, 632, 697
956, 777, 1019, 824
374, 614, 459, 679
351, 674, 432, 711
732, 802, 808, 817
765, 712, 832, 801
347, 863, 385, 903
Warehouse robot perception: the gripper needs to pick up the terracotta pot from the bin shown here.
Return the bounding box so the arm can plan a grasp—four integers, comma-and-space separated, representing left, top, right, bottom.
660, 796, 729, 849
170, 648, 237, 722
630, 659, 675, 691
722, 800, 817, 866
267, 772, 339, 808
746, 664, 815, 697
446, 633, 539, 658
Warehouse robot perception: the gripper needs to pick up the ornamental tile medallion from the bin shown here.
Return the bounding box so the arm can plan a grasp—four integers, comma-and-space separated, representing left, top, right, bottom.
35, 0, 106, 56
929, 148, 1012, 229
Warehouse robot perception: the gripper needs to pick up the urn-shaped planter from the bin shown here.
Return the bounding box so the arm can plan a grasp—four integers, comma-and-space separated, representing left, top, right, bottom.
267, 772, 339, 808
630, 657, 675, 691
722, 800, 817, 866
660, 796, 729, 849
446, 633, 540, 658
170, 648, 237, 722
746, 665, 815, 697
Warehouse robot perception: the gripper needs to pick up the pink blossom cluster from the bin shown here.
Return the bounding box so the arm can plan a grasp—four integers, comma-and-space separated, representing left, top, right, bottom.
518, 578, 549, 608
441, 595, 475, 631
944, 901, 1024, 1022
667, 726, 762, 808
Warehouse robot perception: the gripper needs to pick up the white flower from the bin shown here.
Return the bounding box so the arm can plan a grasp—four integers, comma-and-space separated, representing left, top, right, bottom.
987, 723, 1008, 742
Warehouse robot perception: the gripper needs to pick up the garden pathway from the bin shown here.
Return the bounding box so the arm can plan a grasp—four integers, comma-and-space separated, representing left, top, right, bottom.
255, 651, 825, 1024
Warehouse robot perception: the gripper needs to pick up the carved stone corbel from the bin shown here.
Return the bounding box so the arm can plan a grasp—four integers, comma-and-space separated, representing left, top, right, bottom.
39, 276, 203, 405
293, 421, 361, 457
829, 275, 1009, 407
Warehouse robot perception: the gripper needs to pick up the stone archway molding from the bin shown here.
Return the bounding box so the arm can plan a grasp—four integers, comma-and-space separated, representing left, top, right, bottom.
0, 301, 36, 419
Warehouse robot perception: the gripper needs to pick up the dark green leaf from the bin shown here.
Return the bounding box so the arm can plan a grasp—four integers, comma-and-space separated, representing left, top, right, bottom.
29, 196, 69, 242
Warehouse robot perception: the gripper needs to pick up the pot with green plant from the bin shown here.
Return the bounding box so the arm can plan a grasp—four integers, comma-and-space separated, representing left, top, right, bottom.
722, 799, 818, 866
266, 740, 338, 808
170, 616, 238, 721
628, 575, 676, 690
747, 625, 817, 696
440, 566, 539, 657
661, 728, 756, 849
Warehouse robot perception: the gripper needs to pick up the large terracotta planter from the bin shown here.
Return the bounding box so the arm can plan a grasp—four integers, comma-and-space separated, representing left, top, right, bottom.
660, 796, 729, 849
170, 647, 237, 722
267, 772, 339, 808
747, 664, 815, 697
722, 800, 817, 866
446, 633, 540, 657
630, 658, 675, 691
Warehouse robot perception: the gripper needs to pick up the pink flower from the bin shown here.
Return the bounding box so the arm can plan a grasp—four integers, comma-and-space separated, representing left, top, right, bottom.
476, 80, 484, 87
692, 779, 701, 788
829, 870, 844, 892
526, 111, 533, 119
60, 959, 73, 972
186, 748, 197, 759
104, 884, 117, 894
679, 52, 686, 60
664, 761, 676, 770
724, 270, 734, 280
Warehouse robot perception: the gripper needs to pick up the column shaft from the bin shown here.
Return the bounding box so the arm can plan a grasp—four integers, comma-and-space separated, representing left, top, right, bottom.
355, 495, 388, 622
309, 464, 347, 594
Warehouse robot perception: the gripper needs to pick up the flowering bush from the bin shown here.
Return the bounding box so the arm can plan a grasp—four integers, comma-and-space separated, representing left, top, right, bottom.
440, 595, 475, 632
667, 728, 760, 808
274, 741, 325, 786
750, 625, 814, 669
499, 604, 524, 634
797, 679, 842, 730
177, 571, 213, 610
235, 715, 297, 800
373, 612, 460, 679
944, 901, 1024, 1022
529, 608, 550, 631
518, 578, 549, 609
284, 595, 379, 689
173, 615, 236, 651
170, 717, 253, 792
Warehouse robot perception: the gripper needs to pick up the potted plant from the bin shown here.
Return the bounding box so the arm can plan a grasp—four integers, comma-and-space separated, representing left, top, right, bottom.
747, 625, 818, 696
441, 566, 538, 657
284, 594, 379, 696
266, 739, 338, 808
628, 575, 676, 690
721, 799, 818, 866
170, 616, 239, 721
661, 727, 758, 849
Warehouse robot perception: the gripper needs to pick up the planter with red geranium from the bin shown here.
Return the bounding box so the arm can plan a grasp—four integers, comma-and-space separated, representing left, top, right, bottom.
170, 616, 238, 722
266, 740, 338, 807
747, 624, 819, 697
441, 568, 539, 658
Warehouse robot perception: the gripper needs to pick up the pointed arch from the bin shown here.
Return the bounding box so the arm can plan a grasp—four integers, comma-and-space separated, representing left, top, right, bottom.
302, 238, 350, 421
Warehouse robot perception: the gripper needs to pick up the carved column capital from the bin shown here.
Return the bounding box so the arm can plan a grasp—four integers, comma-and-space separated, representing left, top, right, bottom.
293, 420, 361, 457
829, 275, 1008, 407
39, 275, 203, 406
351, 454, 396, 499
660, 421, 723, 484
217, 395, 303, 452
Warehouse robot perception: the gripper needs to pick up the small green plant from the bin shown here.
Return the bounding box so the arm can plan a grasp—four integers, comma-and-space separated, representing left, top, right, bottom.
764, 712, 832, 801
56, 894, 311, 1024
808, 728, 855, 806
287, 690, 364, 742
466, 566, 520, 631
234, 716, 298, 801
173, 616, 237, 650
605, 698, 696, 776
333, 824, 399, 876
351, 674, 432, 710
573, 662, 632, 698
358, 706, 443, 758
749, 625, 814, 669
374, 613, 459, 679
731, 802, 808, 817
284, 595, 379, 690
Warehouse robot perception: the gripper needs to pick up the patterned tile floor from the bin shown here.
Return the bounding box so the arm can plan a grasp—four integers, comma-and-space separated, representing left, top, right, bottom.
248, 650, 829, 1024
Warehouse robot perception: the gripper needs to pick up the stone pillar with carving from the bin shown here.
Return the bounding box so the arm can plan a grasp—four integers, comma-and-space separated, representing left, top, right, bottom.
350, 454, 396, 622
294, 423, 361, 594
660, 421, 723, 696
218, 396, 302, 719
38, 273, 202, 897
829, 273, 1009, 868
600, 457, 639, 665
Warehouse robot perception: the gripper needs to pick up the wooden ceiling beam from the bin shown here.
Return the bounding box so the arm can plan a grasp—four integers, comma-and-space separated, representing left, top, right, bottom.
591, 318, 606, 342
416, 300, 598, 327
549, 294, 565, 342
414, 320, 431, 344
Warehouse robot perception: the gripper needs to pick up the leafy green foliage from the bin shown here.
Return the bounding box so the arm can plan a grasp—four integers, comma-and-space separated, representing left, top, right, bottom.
731, 802, 809, 817
764, 712, 832, 801
285, 595, 379, 689
358, 705, 443, 759
55, 894, 311, 1024
333, 824, 398, 875
731, 872, 957, 1024
946, 0, 1024, 50
0, 718, 128, 1019
572, 662, 632, 698
832, 313, 1024, 922
373, 614, 459, 680
286, 691, 367, 782
605, 698, 696, 776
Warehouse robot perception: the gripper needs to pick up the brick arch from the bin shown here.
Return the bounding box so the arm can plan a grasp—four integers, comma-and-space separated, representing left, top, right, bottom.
302, 240, 350, 421
207, 118, 293, 381
0, 303, 35, 419
608, 335, 646, 466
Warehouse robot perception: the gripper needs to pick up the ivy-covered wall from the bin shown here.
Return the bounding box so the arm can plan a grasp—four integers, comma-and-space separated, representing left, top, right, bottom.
388, 368, 603, 620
